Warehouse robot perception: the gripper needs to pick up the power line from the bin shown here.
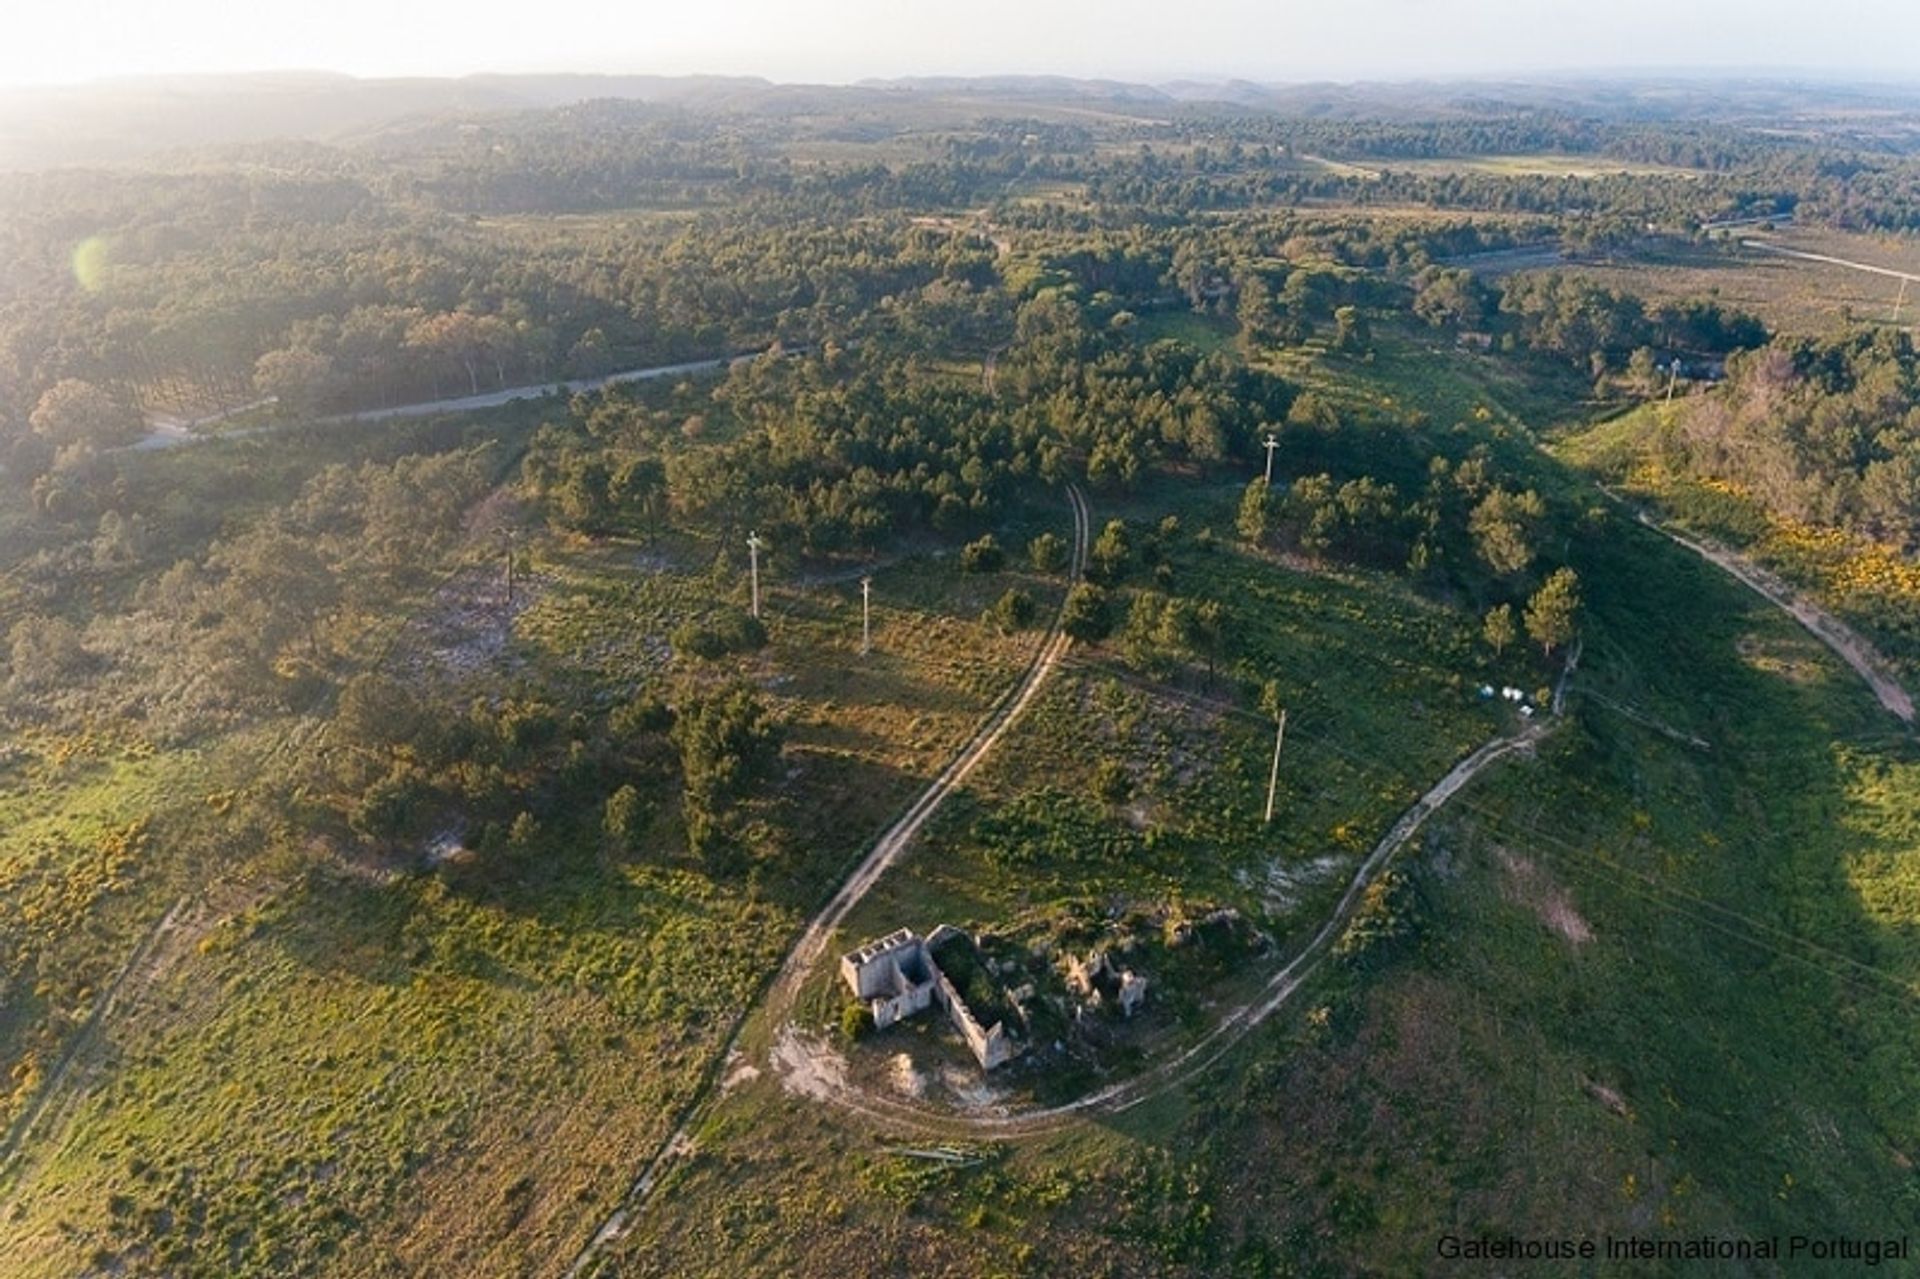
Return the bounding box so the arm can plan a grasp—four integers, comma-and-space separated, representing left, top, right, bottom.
1450, 794, 1920, 1000
1054, 650, 1920, 1002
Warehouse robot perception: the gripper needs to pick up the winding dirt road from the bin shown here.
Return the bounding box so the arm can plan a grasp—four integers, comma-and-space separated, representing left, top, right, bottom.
562, 484, 1089, 1277
1631, 508, 1914, 725
769, 718, 1554, 1140
760, 486, 1087, 1025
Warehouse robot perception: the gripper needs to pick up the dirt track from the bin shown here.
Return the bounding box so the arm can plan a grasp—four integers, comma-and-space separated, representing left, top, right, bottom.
1635, 511, 1914, 725
759, 485, 1088, 1025
769, 719, 1552, 1139
562, 484, 1089, 1276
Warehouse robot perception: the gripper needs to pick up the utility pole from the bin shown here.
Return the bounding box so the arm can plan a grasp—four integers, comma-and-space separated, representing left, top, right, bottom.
500, 529, 517, 609
1262, 433, 1279, 485
860, 575, 873, 655
746, 531, 763, 620
1664, 358, 1683, 404
1263, 708, 1287, 825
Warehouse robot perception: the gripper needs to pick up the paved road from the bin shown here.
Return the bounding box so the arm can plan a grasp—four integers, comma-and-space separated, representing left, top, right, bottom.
336, 355, 746, 425
1439, 243, 1566, 275
561, 485, 1090, 1277
1740, 238, 1920, 286
120, 353, 754, 453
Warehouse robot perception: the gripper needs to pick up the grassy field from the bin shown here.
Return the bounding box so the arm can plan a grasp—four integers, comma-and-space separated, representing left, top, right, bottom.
1127, 309, 1239, 353
1516, 226, 1919, 336
799, 479, 1509, 1104
0, 408, 557, 1159
8, 267, 1919, 1278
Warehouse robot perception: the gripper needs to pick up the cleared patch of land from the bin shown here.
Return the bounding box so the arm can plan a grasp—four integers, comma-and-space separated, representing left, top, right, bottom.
1508, 226, 1920, 335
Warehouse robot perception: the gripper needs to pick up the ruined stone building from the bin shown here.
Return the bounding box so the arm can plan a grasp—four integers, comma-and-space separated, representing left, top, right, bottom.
840, 925, 1020, 1071
1064, 948, 1148, 1018
840, 928, 936, 1030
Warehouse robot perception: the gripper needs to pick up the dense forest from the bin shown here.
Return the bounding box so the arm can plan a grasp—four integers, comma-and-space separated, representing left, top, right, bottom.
1651, 328, 1920, 543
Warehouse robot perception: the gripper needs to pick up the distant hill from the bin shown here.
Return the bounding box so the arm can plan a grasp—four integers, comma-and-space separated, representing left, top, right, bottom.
0, 71, 773, 168
4, 68, 1918, 170
855, 74, 1175, 103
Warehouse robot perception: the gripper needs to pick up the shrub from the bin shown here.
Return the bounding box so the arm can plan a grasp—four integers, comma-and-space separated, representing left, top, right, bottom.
1061, 583, 1113, 642
1335, 869, 1420, 964
7, 614, 90, 690
604, 784, 648, 851
1028, 531, 1068, 573
672, 612, 768, 660
987, 588, 1037, 632
350, 765, 428, 841
961, 534, 1006, 573
840, 1001, 874, 1042
1092, 759, 1134, 804
611, 690, 675, 739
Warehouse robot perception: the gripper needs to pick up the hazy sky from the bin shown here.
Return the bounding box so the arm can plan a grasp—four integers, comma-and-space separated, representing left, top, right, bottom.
3, 0, 1916, 88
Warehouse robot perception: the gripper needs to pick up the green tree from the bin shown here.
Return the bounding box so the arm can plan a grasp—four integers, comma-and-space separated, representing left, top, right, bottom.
1060, 583, 1113, 642
211, 525, 341, 668
1483, 604, 1518, 657
1122, 591, 1178, 674
840, 1001, 874, 1042
1089, 519, 1131, 583
6, 614, 89, 691
553, 452, 616, 533
350, 765, 427, 842
672, 684, 784, 856
1091, 758, 1134, 805
1237, 477, 1271, 545
1524, 568, 1582, 657
1625, 345, 1662, 399
604, 784, 648, 852
1469, 489, 1546, 578
30, 379, 138, 450
612, 456, 669, 543
987, 588, 1037, 632
1191, 599, 1229, 687
330, 673, 431, 785
1333, 306, 1371, 353
1288, 473, 1338, 558
1027, 531, 1068, 574
960, 534, 1005, 573
254, 346, 335, 416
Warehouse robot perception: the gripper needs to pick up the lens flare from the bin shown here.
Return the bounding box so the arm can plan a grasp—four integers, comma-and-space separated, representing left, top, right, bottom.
71, 236, 110, 292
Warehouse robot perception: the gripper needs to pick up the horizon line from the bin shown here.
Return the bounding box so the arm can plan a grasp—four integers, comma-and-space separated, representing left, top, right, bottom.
5, 63, 1920, 96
